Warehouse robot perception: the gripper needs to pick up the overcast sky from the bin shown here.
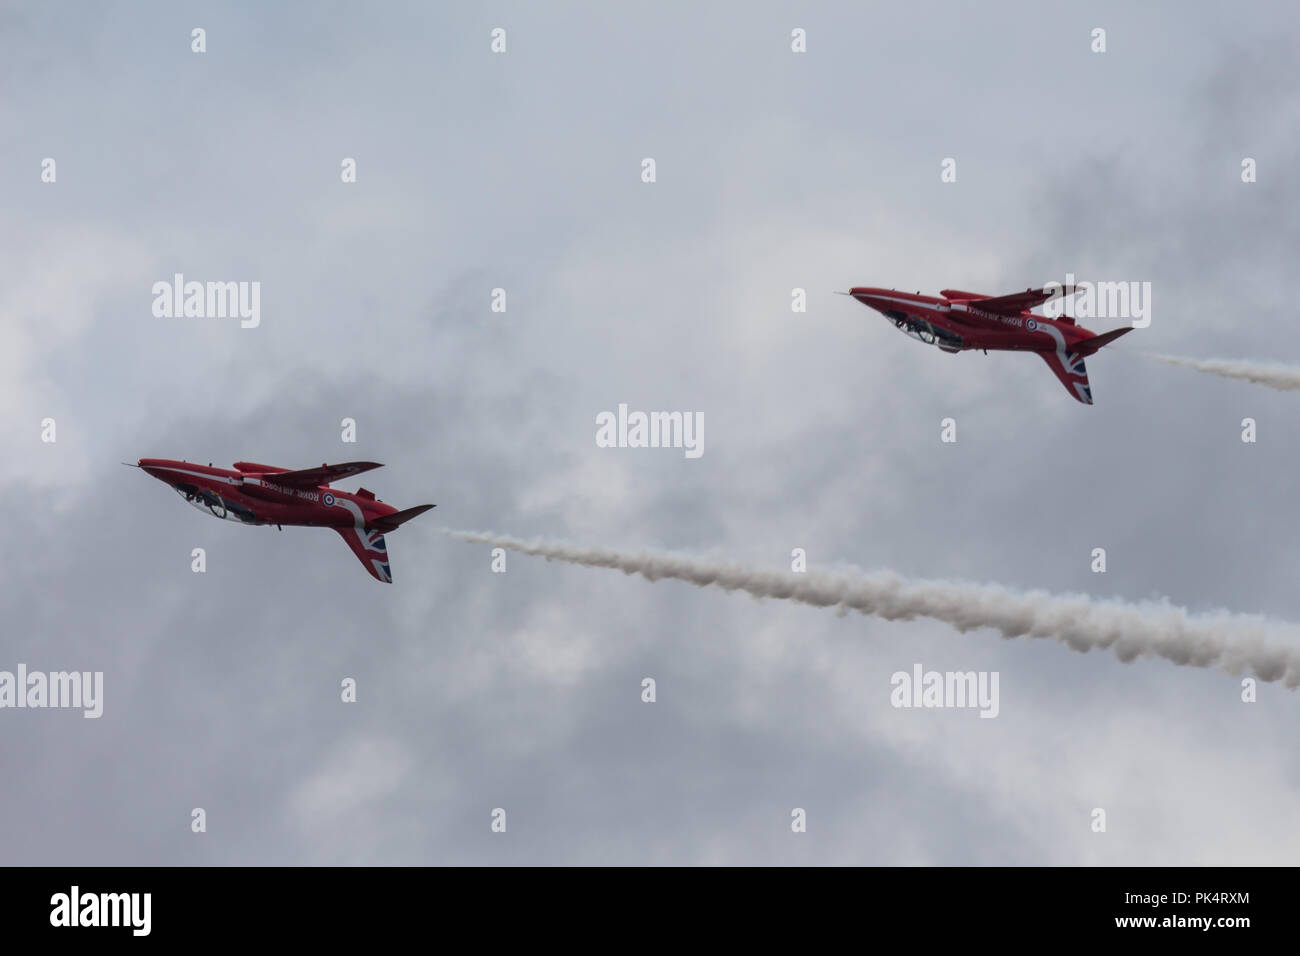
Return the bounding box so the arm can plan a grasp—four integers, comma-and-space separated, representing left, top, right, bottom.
3, 1, 1299, 865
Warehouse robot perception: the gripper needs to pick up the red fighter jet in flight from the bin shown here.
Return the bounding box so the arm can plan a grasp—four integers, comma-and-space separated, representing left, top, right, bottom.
846, 285, 1134, 404
131, 459, 434, 582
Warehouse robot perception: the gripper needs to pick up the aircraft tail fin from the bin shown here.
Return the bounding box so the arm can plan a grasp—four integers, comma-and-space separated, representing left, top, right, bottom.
1072, 326, 1133, 357
332, 505, 434, 581
1037, 350, 1093, 405
334, 527, 392, 583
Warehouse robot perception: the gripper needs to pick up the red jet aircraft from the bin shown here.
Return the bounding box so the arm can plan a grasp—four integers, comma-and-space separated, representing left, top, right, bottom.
846, 286, 1133, 404
132, 459, 434, 583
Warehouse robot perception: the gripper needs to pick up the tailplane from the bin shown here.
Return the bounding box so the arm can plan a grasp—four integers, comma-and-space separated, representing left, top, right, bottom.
371, 504, 436, 533
1072, 326, 1133, 357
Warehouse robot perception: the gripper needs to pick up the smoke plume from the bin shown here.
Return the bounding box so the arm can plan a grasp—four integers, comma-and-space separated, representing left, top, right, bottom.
1146, 353, 1300, 391
443, 529, 1300, 686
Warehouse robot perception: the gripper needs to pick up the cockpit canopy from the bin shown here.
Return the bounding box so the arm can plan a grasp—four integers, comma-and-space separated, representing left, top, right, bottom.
884, 310, 963, 350
174, 485, 260, 524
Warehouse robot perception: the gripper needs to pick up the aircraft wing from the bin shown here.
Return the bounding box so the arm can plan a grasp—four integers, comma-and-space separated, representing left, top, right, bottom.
334, 527, 392, 583
973, 286, 1079, 316
233, 461, 291, 474
265, 462, 384, 488
1037, 350, 1093, 405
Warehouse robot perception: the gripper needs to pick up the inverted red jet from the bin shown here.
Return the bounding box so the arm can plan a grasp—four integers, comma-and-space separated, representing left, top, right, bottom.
846, 286, 1134, 404
133, 459, 434, 582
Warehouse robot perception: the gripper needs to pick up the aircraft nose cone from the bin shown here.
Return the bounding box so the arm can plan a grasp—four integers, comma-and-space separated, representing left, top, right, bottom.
848, 287, 888, 307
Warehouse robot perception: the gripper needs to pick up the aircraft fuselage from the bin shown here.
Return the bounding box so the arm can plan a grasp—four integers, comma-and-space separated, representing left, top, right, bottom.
848, 288, 1100, 353
137, 459, 399, 528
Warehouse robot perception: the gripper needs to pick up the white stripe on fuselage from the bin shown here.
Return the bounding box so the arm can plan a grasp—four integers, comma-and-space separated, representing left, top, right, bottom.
146, 465, 242, 485
854, 294, 938, 310
1036, 323, 1086, 378
856, 294, 1056, 334
327, 495, 367, 529
149, 465, 332, 507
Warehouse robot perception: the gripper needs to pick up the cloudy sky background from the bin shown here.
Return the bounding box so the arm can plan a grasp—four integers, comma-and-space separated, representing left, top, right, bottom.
3, 0, 1299, 864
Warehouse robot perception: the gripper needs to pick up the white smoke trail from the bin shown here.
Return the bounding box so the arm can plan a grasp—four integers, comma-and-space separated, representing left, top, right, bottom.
1146, 353, 1300, 391
442, 529, 1300, 686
